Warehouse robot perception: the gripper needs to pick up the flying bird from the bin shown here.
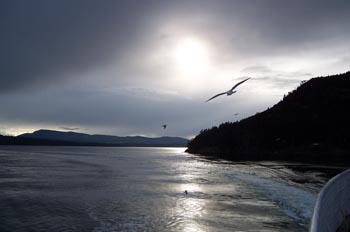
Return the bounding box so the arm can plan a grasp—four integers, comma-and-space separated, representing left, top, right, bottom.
205, 77, 251, 102
162, 124, 167, 129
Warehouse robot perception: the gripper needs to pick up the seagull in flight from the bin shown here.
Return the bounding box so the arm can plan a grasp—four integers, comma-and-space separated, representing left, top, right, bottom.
206, 77, 251, 102
162, 124, 167, 129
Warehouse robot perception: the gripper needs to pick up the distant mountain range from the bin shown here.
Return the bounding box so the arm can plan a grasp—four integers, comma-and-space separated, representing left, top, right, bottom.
0, 130, 188, 147
186, 71, 350, 164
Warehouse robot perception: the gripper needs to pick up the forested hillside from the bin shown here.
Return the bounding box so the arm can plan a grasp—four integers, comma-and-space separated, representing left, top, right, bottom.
186, 72, 350, 164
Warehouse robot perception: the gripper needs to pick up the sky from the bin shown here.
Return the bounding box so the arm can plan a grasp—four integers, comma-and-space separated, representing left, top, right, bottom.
1, 0, 350, 138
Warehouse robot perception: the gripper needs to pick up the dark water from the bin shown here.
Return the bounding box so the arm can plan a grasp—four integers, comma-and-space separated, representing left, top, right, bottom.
0, 146, 344, 231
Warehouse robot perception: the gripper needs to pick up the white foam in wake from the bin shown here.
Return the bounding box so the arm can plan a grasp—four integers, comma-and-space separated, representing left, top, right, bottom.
228, 171, 317, 222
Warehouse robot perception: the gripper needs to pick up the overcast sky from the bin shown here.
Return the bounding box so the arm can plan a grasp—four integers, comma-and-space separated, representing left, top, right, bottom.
1, 0, 349, 138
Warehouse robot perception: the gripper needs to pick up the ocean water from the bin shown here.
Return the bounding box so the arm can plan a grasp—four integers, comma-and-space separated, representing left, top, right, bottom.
0, 146, 341, 231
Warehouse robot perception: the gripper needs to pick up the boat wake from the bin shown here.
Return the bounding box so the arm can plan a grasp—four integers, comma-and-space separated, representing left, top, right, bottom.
227, 171, 317, 224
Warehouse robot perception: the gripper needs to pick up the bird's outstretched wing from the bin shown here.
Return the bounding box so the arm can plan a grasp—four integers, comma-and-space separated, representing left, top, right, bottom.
230, 77, 251, 91
205, 92, 227, 102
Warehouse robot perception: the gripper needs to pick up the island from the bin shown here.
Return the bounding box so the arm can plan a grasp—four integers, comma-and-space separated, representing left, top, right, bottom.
0, 130, 188, 147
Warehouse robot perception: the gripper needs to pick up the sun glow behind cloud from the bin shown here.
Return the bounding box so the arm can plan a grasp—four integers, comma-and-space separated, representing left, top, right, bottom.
173, 37, 209, 76
144, 34, 216, 94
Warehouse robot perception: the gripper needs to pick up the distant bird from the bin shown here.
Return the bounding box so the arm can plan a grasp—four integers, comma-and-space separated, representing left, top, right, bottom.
184, 190, 188, 195
162, 124, 167, 129
206, 77, 251, 102
234, 113, 239, 116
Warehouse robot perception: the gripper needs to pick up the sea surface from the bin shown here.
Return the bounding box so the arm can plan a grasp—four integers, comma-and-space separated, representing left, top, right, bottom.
0, 146, 345, 232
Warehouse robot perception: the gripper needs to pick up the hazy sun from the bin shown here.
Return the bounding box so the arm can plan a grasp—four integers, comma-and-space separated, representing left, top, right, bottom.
173, 38, 208, 75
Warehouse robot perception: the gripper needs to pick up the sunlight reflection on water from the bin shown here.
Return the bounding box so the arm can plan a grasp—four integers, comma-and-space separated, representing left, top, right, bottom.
173, 176, 206, 232
0, 146, 326, 232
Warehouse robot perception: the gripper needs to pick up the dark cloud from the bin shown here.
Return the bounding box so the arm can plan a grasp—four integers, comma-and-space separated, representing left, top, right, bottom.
241, 66, 272, 73
2, 1, 349, 91
59, 127, 80, 131
231, 0, 350, 53
255, 76, 302, 88
242, 65, 312, 78
242, 65, 313, 88
1, 0, 164, 92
